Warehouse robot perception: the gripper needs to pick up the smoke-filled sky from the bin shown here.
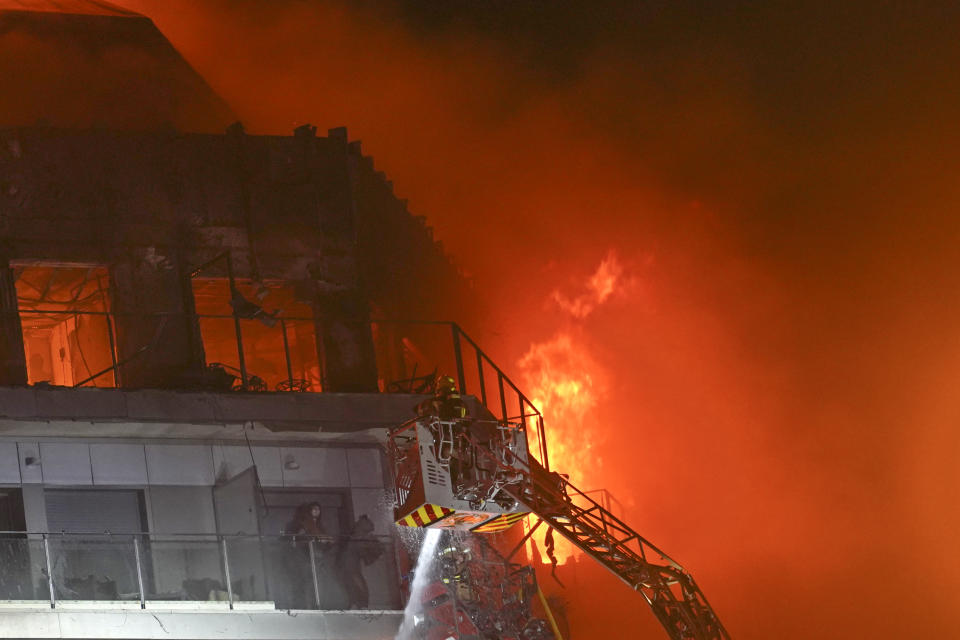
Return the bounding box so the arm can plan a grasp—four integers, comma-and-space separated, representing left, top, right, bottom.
113, 1, 960, 637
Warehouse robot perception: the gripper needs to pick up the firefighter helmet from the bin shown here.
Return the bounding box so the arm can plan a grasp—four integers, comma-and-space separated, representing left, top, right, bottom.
436, 375, 458, 395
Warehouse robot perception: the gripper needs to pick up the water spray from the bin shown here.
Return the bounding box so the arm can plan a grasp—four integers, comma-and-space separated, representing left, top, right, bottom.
395, 528, 442, 640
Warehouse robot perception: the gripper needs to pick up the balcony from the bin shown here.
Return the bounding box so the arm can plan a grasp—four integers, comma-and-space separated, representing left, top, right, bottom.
0, 531, 402, 639
0, 530, 400, 609
12, 308, 551, 467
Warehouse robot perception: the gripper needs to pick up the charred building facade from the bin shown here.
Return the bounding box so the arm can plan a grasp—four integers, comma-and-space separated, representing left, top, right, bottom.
0, 123, 473, 395
0, 2, 486, 639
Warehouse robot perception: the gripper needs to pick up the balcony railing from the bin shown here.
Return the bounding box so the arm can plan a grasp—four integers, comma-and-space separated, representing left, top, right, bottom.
0, 531, 401, 611
15, 309, 550, 470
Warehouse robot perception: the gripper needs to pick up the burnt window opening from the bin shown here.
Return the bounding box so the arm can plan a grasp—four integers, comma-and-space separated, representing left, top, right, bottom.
191, 279, 321, 392
371, 320, 459, 394
14, 265, 115, 388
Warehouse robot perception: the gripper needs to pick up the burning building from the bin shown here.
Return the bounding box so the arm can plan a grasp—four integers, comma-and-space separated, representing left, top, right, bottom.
0, 2, 727, 640
0, 1, 483, 638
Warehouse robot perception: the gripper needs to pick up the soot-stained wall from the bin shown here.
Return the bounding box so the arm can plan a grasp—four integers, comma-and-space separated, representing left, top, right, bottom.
0, 124, 469, 392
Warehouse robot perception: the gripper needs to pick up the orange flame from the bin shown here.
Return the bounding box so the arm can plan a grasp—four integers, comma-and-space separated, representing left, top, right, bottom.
519, 332, 605, 486
518, 252, 627, 562
550, 250, 624, 319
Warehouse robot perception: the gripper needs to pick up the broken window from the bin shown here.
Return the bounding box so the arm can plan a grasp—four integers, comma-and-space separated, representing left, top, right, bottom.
192, 279, 321, 391
14, 265, 116, 387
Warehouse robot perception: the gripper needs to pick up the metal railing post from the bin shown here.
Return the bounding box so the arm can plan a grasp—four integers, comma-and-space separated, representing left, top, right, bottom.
476, 350, 487, 407
42, 534, 55, 609
258, 535, 272, 602
498, 372, 508, 424
451, 323, 466, 394
133, 536, 146, 609
280, 318, 294, 388
308, 539, 322, 609
104, 311, 120, 388
221, 537, 234, 609
539, 415, 549, 471
225, 251, 248, 389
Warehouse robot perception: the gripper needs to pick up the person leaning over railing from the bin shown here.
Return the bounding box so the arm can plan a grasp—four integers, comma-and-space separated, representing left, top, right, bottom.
285, 502, 335, 608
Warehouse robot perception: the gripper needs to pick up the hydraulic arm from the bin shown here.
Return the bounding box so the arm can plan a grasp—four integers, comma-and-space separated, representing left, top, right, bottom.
507, 456, 729, 640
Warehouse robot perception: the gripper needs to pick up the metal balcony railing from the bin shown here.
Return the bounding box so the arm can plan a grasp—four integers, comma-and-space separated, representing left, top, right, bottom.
0, 531, 401, 611
14, 308, 550, 470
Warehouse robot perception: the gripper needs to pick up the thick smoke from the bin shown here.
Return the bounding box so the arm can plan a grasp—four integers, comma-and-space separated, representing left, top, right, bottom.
115, 1, 960, 638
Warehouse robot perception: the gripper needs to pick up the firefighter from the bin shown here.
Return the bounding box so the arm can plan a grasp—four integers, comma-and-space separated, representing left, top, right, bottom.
438, 542, 473, 602
415, 375, 468, 421
415, 376, 471, 488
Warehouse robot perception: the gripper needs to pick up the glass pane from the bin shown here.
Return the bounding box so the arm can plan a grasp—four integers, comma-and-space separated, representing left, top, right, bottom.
0, 535, 46, 601
47, 535, 139, 601
260, 536, 318, 610
310, 537, 343, 609
343, 535, 400, 610
141, 537, 226, 602
224, 536, 270, 602
310, 534, 399, 610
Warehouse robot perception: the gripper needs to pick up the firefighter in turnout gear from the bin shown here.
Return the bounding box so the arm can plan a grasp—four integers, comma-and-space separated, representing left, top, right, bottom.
415, 375, 476, 500
416, 375, 468, 420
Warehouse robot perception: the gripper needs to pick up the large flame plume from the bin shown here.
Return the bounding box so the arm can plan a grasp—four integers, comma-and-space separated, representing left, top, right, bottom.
517, 252, 627, 562
520, 251, 627, 484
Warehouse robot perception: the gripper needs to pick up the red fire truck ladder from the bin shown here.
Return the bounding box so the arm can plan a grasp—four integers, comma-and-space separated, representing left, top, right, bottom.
500, 455, 730, 640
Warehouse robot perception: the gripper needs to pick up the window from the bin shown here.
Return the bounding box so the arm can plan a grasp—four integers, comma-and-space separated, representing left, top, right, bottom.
15, 265, 115, 387
192, 279, 320, 391
0, 489, 28, 599
0, 488, 25, 532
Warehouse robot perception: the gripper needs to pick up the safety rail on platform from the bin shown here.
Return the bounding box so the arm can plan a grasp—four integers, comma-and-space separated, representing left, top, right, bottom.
0, 531, 401, 611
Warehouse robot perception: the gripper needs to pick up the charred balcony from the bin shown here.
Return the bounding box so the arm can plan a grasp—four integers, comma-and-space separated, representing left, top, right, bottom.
0, 124, 479, 402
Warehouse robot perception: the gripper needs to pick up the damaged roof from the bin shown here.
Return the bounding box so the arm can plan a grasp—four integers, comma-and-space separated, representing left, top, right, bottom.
0, 0, 139, 17
0, 0, 235, 132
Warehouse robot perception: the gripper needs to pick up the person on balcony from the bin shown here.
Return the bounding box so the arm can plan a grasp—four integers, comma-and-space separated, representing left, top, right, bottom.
335, 514, 383, 609
287, 502, 331, 541
285, 502, 337, 608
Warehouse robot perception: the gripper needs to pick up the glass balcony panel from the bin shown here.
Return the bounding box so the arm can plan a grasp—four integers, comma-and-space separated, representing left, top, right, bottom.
4, 533, 402, 610
256, 536, 319, 610
0, 535, 47, 602
310, 535, 400, 610
47, 535, 140, 602
353, 537, 401, 610
223, 536, 271, 603
140, 537, 227, 602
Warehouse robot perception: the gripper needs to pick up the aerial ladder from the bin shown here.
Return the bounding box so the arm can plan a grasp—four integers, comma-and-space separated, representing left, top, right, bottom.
388, 413, 730, 640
